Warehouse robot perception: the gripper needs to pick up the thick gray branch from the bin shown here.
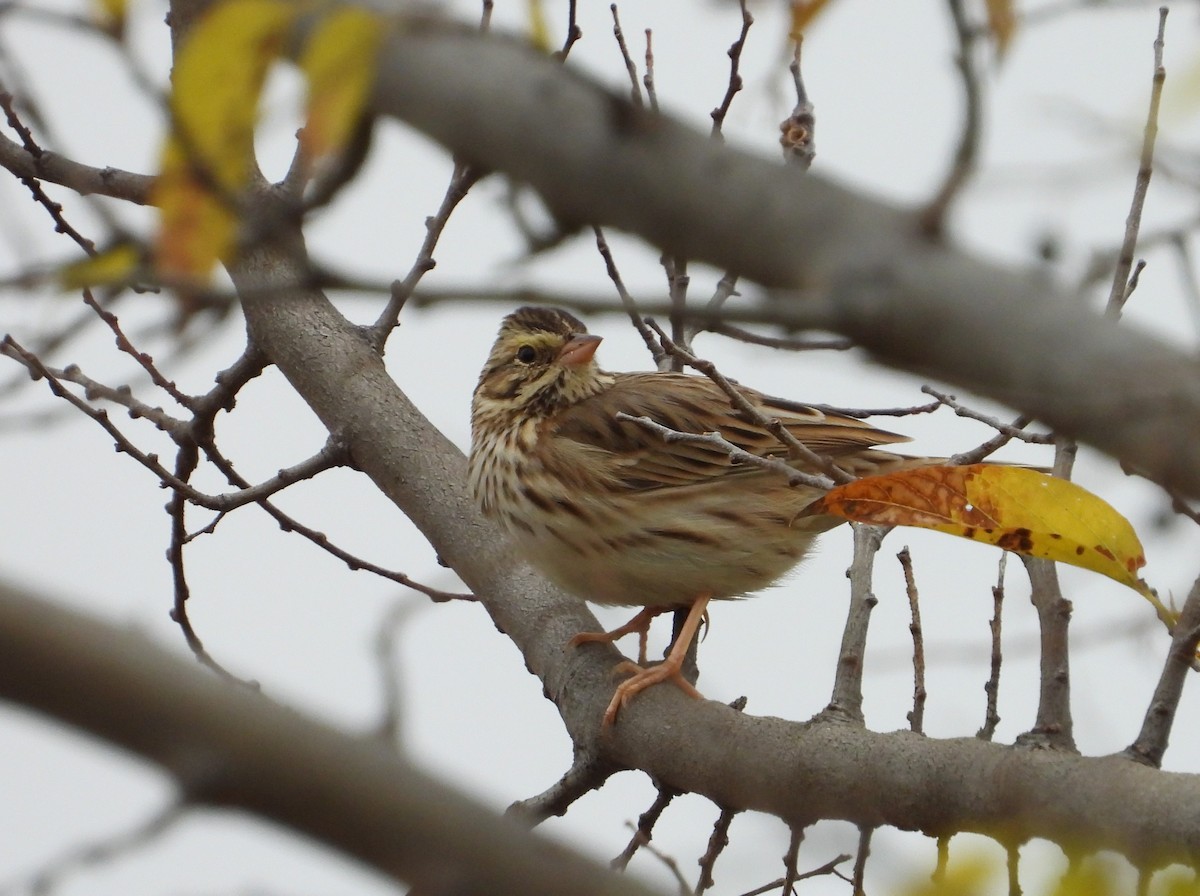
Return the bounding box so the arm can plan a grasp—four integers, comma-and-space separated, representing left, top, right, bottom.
371, 21, 1200, 498
0, 578, 662, 896
227, 213, 1200, 869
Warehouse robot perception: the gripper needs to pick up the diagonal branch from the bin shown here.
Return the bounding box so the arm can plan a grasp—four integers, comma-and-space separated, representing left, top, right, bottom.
225, 184, 1200, 871
367, 16, 1200, 499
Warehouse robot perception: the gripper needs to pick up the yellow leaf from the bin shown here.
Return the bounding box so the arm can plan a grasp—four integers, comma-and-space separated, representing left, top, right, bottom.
93, 0, 126, 35
59, 243, 142, 290
805, 465, 1171, 624
527, 0, 551, 53
150, 0, 295, 280
789, 0, 833, 40
985, 0, 1017, 59
298, 6, 384, 168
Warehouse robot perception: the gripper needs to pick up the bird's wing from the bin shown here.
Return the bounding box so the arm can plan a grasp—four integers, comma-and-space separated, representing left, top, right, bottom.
551, 372, 911, 491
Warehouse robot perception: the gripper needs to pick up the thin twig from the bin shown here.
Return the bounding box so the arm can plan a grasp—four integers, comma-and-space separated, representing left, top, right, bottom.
851, 827, 873, 896
80, 290, 197, 409
593, 226, 670, 367
779, 826, 804, 896
1006, 843, 1023, 896
1016, 551, 1076, 751
739, 852, 852, 896
165, 440, 248, 682
695, 806, 738, 894
923, 386, 1052, 446
898, 546, 926, 734
1125, 572, 1200, 767
822, 524, 888, 723
555, 0, 580, 60
663, 254, 690, 369
809, 399, 944, 419
371, 161, 480, 349
401, 285, 843, 332
648, 322, 853, 483
0, 90, 101, 256
508, 754, 616, 825
684, 270, 741, 344
371, 600, 420, 746
933, 835, 950, 882
10, 798, 187, 895
642, 29, 657, 112
610, 782, 680, 871
779, 38, 816, 168
919, 0, 984, 237
198, 438, 475, 602
615, 413, 832, 492
1106, 7, 1168, 317
977, 553, 1007, 740
1169, 233, 1200, 342
706, 322, 853, 352
710, 0, 752, 139
609, 4, 643, 107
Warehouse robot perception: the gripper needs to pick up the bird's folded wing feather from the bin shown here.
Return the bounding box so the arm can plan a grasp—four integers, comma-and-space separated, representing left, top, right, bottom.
551, 373, 910, 491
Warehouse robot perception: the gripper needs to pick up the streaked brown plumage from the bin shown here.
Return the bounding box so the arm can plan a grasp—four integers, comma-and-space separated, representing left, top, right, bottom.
468, 306, 923, 724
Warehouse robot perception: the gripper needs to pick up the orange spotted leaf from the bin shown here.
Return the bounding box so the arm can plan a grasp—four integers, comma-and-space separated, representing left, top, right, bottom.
805, 465, 1170, 624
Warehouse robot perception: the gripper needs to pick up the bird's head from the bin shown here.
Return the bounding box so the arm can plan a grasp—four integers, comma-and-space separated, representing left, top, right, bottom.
474, 306, 609, 417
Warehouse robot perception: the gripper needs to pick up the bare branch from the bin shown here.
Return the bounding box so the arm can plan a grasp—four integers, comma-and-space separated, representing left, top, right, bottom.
705, 322, 852, 353
642, 29, 657, 113
593, 226, 668, 367
507, 754, 616, 826
1126, 572, 1200, 767
1107, 8, 1168, 316
923, 386, 1052, 446
6, 798, 187, 895
779, 39, 816, 169
371, 161, 481, 349
368, 22, 1200, 498
608, 4, 643, 107
610, 783, 680, 872
614, 413, 832, 492
0, 106, 153, 205
822, 525, 888, 723
851, 827, 873, 896
1017, 554, 1075, 752
555, 0, 580, 61
919, 0, 985, 237
647, 322, 853, 483
0, 579, 667, 896
695, 805, 737, 894
898, 546, 927, 734
709, 0, 752, 139
977, 553, 1007, 741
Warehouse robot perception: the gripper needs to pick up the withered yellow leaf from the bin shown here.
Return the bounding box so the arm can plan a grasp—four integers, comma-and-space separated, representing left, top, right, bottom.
298, 6, 384, 167
805, 465, 1170, 623
93, 0, 126, 35
985, 0, 1017, 59
151, 0, 295, 280
526, 0, 551, 53
790, 0, 833, 39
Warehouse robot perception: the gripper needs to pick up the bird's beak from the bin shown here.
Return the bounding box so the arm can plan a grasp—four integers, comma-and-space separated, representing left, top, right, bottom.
558, 334, 602, 367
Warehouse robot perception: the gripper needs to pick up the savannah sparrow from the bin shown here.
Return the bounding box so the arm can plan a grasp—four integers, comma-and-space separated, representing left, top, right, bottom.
469, 306, 920, 725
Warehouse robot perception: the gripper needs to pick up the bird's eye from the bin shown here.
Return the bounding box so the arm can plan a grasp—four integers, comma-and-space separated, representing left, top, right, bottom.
515, 345, 537, 364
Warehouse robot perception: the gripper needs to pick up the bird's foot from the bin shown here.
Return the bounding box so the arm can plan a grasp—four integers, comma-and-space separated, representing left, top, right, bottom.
603, 658, 703, 726
568, 606, 669, 665
599, 595, 712, 726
